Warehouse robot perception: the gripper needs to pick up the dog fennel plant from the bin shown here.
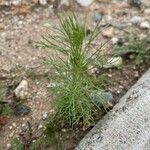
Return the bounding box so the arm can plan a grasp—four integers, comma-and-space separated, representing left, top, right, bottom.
38, 13, 107, 127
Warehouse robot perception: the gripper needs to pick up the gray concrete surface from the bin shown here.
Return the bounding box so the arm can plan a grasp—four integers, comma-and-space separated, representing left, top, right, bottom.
76, 68, 150, 150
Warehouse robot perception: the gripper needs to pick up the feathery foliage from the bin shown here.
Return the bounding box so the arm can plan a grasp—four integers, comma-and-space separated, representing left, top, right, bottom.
38, 13, 106, 126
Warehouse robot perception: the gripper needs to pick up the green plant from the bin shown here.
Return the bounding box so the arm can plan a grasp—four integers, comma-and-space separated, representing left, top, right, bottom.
113, 34, 150, 65
38, 13, 107, 126
11, 138, 24, 150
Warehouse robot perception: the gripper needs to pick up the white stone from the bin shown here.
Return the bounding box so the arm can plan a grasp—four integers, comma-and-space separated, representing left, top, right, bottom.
144, 8, 150, 15
140, 21, 150, 29
12, 123, 16, 127
9, 126, 13, 130
43, 112, 48, 119
7, 144, 11, 149
76, 0, 94, 7
15, 80, 28, 100
130, 16, 141, 24
59, 0, 70, 8
38, 124, 43, 129
39, 0, 47, 5
12, 0, 22, 6
111, 37, 119, 45
103, 57, 123, 68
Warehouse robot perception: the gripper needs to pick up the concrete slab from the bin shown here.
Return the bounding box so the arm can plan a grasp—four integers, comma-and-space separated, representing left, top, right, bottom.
76, 68, 150, 150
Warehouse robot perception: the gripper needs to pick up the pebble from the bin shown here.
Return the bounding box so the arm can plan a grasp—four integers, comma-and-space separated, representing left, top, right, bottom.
38, 124, 43, 129
140, 21, 150, 29
9, 126, 13, 130
12, 122, 17, 127
91, 91, 114, 108
102, 27, 114, 38
102, 92, 114, 102
59, 0, 70, 8
111, 37, 119, 45
22, 124, 26, 127
76, 0, 94, 7
62, 128, 67, 132
130, 0, 141, 7
117, 90, 121, 94
39, 0, 47, 5
43, 112, 48, 119
101, 15, 113, 25
93, 11, 102, 23
9, 132, 14, 138
130, 16, 141, 25
15, 80, 28, 100
7, 143, 11, 149
144, 9, 150, 15
13, 105, 31, 116
12, 0, 22, 6
18, 20, 23, 26
87, 65, 97, 77
103, 57, 123, 68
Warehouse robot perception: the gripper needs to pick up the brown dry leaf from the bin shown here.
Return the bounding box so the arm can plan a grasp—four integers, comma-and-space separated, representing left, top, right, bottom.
0, 116, 9, 126
13, 5, 32, 15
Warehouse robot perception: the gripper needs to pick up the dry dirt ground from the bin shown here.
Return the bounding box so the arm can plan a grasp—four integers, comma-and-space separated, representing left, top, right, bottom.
0, 0, 150, 149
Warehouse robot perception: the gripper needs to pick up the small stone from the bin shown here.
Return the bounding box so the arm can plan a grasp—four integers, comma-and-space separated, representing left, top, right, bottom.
111, 37, 119, 45
9, 132, 14, 138
22, 124, 26, 127
129, 0, 141, 8
101, 15, 113, 25
13, 105, 31, 116
108, 74, 112, 77
134, 71, 139, 77
102, 27, 114, 38
47, 83, 57, 88
38, 124, 43, 129
7, 143, 11, 149
59, 0, 70, 8
12, 0, 22, 6
87, 65, 97, 78
62, 128, 67, 132
102, 92, 113, 102
130, 16, 141, 25
18, 20, 23, 26
117, 90, 121, 94
144, 9, 150, 15
42, 112, 48, 119
91, 91, 114, 108
39, 0, 47, 5
140, 21, 150, 29
9, 126, 13, 130
15, 80, 28, 100
76, 0, 94, 7
12, 122, 16, 127
93, 11, 102, 23
103, 57, 123, 68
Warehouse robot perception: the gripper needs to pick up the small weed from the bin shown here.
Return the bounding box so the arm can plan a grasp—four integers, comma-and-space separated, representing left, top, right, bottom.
113, 34, 150, 65
38, 13, 108, 126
